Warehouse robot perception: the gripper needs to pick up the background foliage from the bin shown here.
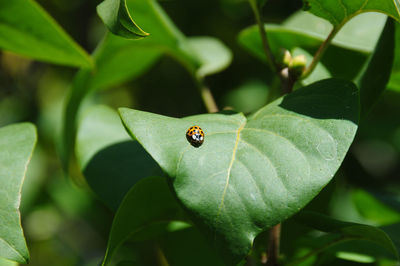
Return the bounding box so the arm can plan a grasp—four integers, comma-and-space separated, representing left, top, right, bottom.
1, 0, 400, 265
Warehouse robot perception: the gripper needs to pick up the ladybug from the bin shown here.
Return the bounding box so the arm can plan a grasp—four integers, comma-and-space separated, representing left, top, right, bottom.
186, 126, 205, 148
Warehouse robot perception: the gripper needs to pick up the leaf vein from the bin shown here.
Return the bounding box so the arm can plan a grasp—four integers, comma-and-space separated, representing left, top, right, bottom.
216, 121, 245, 218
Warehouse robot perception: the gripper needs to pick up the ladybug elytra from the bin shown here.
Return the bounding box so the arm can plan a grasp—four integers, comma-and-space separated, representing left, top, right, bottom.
186, 126, 204, 147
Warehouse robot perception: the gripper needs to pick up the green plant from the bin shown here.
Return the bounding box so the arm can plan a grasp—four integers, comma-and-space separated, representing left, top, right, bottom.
1, 0, 400, 265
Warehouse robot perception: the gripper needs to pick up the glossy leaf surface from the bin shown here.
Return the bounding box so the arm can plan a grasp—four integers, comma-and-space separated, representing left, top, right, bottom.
120, 79, 359, 264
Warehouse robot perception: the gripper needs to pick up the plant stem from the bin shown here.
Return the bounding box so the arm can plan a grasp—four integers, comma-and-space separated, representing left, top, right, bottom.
249, 1, 277, 73
196, 78, 219, 113
301, 26, 340, 79
265, 223, 281, 265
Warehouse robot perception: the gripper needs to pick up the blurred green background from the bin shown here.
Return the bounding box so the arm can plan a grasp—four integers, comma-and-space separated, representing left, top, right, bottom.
1, 0, 400, 265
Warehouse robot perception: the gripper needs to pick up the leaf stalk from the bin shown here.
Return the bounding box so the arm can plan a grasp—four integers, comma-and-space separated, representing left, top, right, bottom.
301, 26, 340, 79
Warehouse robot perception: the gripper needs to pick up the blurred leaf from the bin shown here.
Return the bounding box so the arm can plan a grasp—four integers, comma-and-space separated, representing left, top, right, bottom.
0, 257, 18, 266
61, 34, 161, 170
158, 226, 225, 266
303, 0, 400, 26
294, 211, 399, 261
0, 123, 37, 263
248, 0, 267, 8
188, 37, 232, 79
76, 105, 161, 210
222, 80, 269, 114
120, 78, 359, 264
102, 176, 186, 265
284, 11, 387, 53
0, 0, 92, 68
97, 0, 149, 39
352, 189, 400, 226
388, 22, 400, 92
356, 18, 395, 117
238, 24, 367, 80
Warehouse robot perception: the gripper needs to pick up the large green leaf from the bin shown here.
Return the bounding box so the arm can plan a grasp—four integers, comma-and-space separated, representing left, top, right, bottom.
0, 123, 37, 263
120, 78, 359, 264
97, 0, 149, 39
303, 0, 400, 26
76, 105, 161, 210
102, 176, 187, 265
0, 0, 92, 68
356, 18, 395, 116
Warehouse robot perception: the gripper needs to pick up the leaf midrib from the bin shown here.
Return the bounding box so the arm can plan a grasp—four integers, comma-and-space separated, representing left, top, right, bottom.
217, 122, 245, 218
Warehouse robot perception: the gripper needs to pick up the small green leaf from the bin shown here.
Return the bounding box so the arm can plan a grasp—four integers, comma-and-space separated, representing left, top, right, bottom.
76, 105, 161, 210
0, 123, 37, 263
120, 79, 359, 264
188, 37, 233, 79
303, 0, 400, 26
102, 176, 186, 265
0, 0, 92, 68
356, 18, 395, 116
295, 211, 399, 259
97, 0, 149, 39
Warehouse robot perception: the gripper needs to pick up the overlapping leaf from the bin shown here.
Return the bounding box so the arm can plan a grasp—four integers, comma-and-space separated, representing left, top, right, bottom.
62, 0, 232, 169
0, 123, 36, 263
0, 0, 92, 67
76, 105, 161, 210
97, 0, 148, 39
303, 0, 400, 26
120, 78, 359, 264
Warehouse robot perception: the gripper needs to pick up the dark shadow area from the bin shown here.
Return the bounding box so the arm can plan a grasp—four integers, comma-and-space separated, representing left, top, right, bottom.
279, 78, 359, 124
84, 140, 163, 211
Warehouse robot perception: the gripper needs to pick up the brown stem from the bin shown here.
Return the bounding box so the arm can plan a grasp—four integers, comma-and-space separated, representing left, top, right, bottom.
301, 26, 340, 79
279, 67, 295, 95
265, 224, 281, 266
196, 79, 219, 113
249, 1, 277, 73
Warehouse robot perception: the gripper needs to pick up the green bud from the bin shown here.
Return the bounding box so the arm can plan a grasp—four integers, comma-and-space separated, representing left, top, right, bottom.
277, 48, 292, 68
289, 55, 307, 77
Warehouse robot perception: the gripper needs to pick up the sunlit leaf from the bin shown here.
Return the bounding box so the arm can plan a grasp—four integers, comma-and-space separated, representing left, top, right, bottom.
120, 78, 359, 264
0, 123, 37, 263
303, 0, 400, 26
0, 0, 92, 67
